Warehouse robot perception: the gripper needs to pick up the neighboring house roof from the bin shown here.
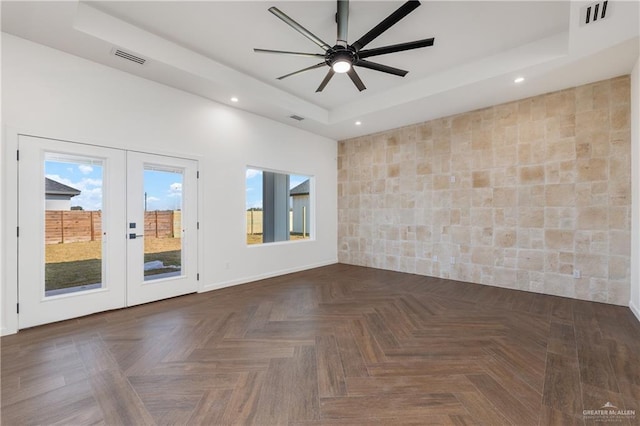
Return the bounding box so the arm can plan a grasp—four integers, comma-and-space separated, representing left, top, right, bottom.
45, 178, 81, 197
290, 179, 310, 196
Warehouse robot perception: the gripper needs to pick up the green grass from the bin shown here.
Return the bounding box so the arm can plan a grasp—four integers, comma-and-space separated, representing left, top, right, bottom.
45, 250, 182, 291
45, 259, 102, 291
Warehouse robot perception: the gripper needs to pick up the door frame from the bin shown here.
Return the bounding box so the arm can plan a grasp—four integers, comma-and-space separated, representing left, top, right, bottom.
2, 130, 203, 334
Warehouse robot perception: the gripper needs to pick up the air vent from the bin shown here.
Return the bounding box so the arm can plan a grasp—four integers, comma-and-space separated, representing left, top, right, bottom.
289, 115, 305, 121
111, 48, 147, 65
580, 1, 609, 26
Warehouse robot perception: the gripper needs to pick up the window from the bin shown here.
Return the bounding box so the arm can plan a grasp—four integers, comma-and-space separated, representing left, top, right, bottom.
246, 168, 312, 245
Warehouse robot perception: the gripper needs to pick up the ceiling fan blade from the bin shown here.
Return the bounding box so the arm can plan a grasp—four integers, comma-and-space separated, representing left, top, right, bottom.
347, 68, 366, 92
254, 48, 325, 58
269, 7, 331, 51
358, 38, 434, 59
337, 0, 349, 45
355, 59, 408, 77
277, 62, 327, 80
352, 1, 421, 51
316, 69, 335, 92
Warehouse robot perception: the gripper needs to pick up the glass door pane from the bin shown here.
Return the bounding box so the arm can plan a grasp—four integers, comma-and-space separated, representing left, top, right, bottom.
143, 168, 183, 281
44, 154, 105, 296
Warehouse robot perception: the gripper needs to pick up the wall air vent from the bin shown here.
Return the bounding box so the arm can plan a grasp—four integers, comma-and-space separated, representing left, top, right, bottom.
111, 48, 147, 65
580, 1, 609, 26
289, 115, 305, 121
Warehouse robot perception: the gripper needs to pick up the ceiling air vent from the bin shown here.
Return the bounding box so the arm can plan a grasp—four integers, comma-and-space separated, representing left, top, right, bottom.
580, 1, 609, 26
289, 115, 305, 121
111, 48, 147, 65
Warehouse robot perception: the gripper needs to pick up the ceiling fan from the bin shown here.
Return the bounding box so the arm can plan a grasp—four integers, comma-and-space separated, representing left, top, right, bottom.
254, 0, 435, 92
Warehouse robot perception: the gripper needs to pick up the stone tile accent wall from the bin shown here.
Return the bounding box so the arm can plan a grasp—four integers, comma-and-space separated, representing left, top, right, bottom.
338, 76, 631, 305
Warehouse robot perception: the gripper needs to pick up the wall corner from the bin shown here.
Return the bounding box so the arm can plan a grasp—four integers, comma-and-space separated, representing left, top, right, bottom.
630, 55, 640, 321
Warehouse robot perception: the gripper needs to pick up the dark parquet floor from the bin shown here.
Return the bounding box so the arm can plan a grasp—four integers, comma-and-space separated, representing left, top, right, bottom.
2, 264, 639, 425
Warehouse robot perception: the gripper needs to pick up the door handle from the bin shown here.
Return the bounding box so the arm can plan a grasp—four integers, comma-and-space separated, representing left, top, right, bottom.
129, 233, 145, 239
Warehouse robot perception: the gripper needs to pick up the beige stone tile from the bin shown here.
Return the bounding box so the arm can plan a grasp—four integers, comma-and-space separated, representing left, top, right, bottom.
545, 184, 575, 206
433, 135, 451, 155
494, 143, 518, 168
575, 253, 608, 279
493, 187, 517, 207
609, 231, 630, 256
494, 228, 517, 247
469, 129, 491, 150
519, 208, 544, 228
592, 81, 612, 110
471, 246, 494, 265
544, 229, 574, 250
611, 106, 630, 130
575, 141, 591, 159
576, 110, 609, 133
608, 178, 630, 206
610, 76, 630, 102
545, 89, 576, 118
544, 273, 575, 298
518, 121, 545, 143
471, 171, 490, 188
589, 278, 608, 303
607, 280, 630, 306
520, 185, 546, 207
608, 207, 629, 229
576, 158, 608, 182
519, 165, 545, 185
546, 137, 576, 162
608, 256, 629, 280
576, 206, 607, 230
517, 250, 545, 271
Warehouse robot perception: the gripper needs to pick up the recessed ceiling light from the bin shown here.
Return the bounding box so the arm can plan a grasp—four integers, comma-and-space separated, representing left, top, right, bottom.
230, 97, 239, 102
514, 77, 525, 84
355, 121, 362, 126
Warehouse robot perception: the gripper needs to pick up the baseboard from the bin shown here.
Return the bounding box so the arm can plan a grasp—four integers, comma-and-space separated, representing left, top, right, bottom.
1, 327, 17, 337
630, 300, 640, 323
200, 259, 338, 293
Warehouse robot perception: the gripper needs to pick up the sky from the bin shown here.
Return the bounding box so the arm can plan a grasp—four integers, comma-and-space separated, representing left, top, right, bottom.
45, 161, 305, 211
246, 168, 308, 210
45, 160, 183, 211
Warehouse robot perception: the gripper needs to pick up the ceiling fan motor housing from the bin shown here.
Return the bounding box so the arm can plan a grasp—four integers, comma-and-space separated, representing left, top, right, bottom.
326, 45, 358, 68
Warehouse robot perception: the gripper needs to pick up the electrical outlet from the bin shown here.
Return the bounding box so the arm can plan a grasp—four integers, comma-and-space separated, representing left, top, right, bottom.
432, 255, 438, 262
573, 269, 581, 279
450, 256, 456, 265
450, 175, 456, 183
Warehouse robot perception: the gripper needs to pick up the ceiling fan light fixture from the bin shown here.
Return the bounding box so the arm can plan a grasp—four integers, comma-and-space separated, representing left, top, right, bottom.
257, 0, 435, 92
332, 60, 351, 73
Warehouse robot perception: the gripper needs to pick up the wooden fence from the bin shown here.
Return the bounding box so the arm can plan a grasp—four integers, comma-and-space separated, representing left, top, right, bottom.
246, 211, 302, 235
45, 210, 181, 244
246, 210, 263, 235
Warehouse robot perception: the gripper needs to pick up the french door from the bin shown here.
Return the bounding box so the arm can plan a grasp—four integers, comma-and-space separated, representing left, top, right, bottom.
126, 152, 198, 306
17, 135, 198, 329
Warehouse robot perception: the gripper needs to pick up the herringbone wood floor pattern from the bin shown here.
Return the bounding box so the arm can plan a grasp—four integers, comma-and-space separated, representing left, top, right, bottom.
2, 264, 639, 425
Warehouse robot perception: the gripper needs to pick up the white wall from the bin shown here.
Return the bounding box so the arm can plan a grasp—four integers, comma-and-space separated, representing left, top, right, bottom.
1, 34, 338, 334
631, 56, 640, 322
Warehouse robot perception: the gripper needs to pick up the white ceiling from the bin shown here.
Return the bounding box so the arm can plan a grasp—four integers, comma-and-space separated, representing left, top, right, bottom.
2, 1, 639, 140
